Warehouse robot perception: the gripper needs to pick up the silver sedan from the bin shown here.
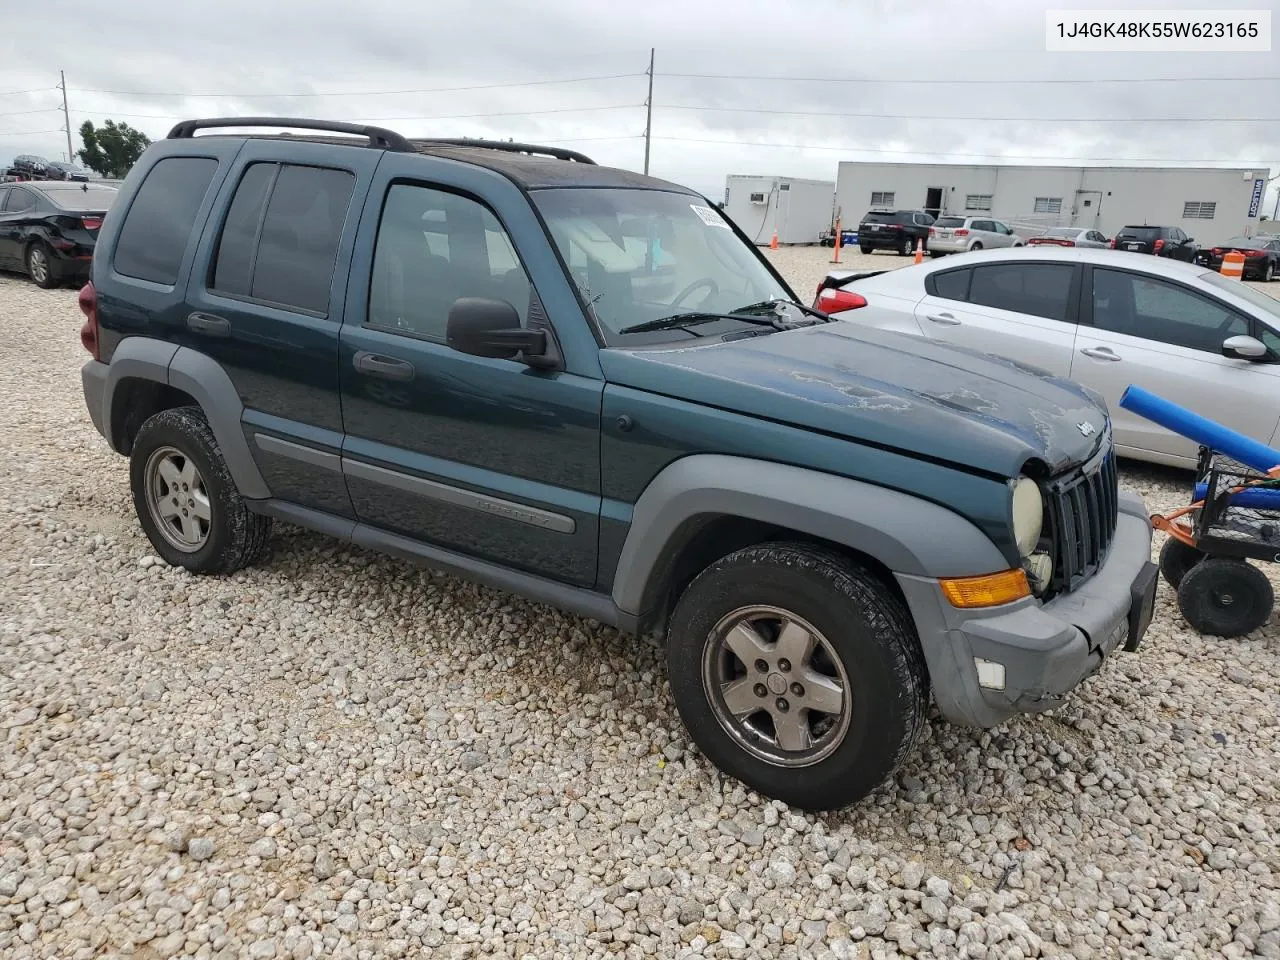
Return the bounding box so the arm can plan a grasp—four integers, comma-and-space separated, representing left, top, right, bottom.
1027, 227, 1110, 249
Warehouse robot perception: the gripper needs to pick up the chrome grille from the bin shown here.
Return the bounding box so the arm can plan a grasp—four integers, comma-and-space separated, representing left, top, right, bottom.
1045, 446, 1118, 595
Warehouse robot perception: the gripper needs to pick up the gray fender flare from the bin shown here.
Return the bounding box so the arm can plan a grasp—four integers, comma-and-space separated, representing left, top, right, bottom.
610, 454, 1007, 617
102, 337, 270, 500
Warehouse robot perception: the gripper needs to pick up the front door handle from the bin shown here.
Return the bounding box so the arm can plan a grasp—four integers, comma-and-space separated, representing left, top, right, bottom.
186, 312, 230, 337
1080, 346, 1121, 361
926, 313, 960, 325
353, 351, 415, 382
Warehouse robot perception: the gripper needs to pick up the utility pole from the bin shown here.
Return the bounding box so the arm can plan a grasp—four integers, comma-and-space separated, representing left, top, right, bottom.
643, 48, 654, 175
58, 70, 73, 162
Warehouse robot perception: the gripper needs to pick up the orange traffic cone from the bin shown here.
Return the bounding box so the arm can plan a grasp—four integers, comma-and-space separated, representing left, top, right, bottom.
914, 238, 924, 265
770, 229, 779, 250
830, 218, 842, 264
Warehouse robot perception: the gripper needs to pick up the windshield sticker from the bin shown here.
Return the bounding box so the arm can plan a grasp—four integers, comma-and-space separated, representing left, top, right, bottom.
690, 203, 730, 229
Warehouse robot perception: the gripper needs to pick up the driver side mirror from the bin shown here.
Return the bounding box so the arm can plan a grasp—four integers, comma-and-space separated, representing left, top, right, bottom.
1222, 334, 1268, 360
446, 297, 547, 363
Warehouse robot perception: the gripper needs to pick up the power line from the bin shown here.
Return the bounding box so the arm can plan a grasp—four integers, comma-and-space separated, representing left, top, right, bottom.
0, 107, 58, 118
69, 72, 645, 99
660, 71, 1280, 85
657, 104, 1280, 124
76, 104, 642, 123
653, 135, 1269, 166
0, 87, 54, 97
0, 129, 62, 137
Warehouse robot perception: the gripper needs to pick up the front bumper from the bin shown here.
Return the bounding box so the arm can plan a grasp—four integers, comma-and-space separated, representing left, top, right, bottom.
896, 490, 1157, 728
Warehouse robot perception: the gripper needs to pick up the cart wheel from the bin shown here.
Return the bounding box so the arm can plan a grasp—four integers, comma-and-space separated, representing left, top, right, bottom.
1158, 538, 1205, 590
1176, 558, 1274, 638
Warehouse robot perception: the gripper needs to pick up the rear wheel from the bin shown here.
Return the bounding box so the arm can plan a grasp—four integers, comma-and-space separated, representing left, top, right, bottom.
666, 543, 928, 811
898, 237, 912, 256
859, 244, 872, 255
1176, 557, 1273, 638
1264, 260, 1275, 282
970, 241, 983, 252
26, 243, 56, 289
1158, 537, 1204, 590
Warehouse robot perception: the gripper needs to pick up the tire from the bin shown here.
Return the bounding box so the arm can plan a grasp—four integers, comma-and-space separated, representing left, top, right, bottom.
969, 241, 983, 252
1158, 537, 1204, 590
26, 243, 56, 289
1176, 557, 1273, 638
129, 406, 272, 574
666, 542, 928, 811
1264, 260, 1275, 282
859, 244, 872, 255
897, 238, 912, 257
929, 252, 944, 259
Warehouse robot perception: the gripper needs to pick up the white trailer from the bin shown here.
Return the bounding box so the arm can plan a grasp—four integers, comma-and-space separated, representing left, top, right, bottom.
723, 175, 835, 245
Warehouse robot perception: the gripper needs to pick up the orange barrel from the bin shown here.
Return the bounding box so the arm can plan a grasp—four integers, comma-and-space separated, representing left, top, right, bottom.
1221, 250, 1245, 280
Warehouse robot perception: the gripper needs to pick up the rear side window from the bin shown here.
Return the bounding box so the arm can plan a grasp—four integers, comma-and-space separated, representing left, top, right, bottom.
930, 268, 971, 301
969, 263, 1074, 322
114, 157, 217, 285
210, 163, 355, 314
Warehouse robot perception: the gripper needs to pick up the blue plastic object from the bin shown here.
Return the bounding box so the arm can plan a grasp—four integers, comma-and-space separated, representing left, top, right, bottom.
1118, 385, 1280, 475
1192, 482, 1280, 508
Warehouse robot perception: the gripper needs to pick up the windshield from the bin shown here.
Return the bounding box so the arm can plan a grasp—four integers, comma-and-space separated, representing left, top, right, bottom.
39, 184, 118, 211
532, 188, 791, 341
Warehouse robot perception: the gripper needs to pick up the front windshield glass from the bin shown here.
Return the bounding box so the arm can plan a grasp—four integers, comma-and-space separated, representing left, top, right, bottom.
532, 188, 792, 340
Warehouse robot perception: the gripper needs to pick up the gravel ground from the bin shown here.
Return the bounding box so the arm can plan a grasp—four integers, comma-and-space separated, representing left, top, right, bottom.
2, 265, 1279, 960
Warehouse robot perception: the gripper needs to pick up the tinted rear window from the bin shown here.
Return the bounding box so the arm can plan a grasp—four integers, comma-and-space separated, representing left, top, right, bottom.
1044, 228, 1078, 238
934, 217, 966, 228
1117, 227, 1160, 240
247, 164, 354, 314
969, 263, 1074, 322
931, 268, 971, 300
38, 184, 118, 211
862, 211, 900, 223
114, 157, 218, 285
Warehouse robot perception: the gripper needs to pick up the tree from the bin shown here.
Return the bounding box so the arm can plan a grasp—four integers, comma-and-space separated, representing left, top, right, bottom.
77, 120, 151, 179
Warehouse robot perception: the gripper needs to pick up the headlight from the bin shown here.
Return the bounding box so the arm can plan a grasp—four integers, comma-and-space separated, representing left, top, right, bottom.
1011, 476, 1044, 558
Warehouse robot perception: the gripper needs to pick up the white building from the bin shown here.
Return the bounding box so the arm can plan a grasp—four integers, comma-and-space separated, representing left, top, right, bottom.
834, 162, 1272, 240
723, 175, 835, 245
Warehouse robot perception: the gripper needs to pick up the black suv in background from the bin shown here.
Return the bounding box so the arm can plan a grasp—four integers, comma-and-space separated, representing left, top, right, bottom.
1110, 225, 1199, 262
858, 209, 934, 256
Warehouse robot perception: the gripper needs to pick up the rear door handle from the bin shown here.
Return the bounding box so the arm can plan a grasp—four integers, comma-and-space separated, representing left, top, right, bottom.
926, 313, 960, 325
353, 351, 415, 382
1081, 346, 1121, 361
186, 312, 230, 337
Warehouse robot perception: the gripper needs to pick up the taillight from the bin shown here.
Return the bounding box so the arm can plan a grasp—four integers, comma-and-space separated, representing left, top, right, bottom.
928, 227, 935, 236
78, 281, 99, 360
81, 216, 102, 231
1245, 249, 1266, 258
1212, 247, 1223, 256
1063, 240, 1076, 246
954, 228, 969, 237
1154, 239, 1165, 252
1108, 239, 1116, 249
815, 287, 868, 314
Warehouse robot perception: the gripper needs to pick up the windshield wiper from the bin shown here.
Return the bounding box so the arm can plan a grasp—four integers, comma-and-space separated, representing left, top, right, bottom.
618, 312, 790, 336
732, 297, 836, 323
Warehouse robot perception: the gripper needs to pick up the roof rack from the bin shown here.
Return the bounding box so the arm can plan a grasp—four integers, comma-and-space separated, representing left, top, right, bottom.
166, 117, 414, 153
412, 138, 596, 165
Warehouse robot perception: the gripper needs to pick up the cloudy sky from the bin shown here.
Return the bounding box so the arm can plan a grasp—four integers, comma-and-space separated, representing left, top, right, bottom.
2, 0, 1277, 206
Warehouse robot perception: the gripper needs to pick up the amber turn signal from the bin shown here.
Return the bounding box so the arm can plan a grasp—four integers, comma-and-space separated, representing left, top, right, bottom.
939, 569, 1031, 608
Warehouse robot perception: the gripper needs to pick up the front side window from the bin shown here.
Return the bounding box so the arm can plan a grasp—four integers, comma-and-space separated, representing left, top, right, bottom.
1092, 268, 1247, 351
368, 183, 531, 341
115, 157, 218, 285
533, 187, 791, 342
969, 263, 1074, 321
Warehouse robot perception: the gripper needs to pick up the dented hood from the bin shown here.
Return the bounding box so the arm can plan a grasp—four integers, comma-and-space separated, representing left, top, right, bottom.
600, 323, 1109, 477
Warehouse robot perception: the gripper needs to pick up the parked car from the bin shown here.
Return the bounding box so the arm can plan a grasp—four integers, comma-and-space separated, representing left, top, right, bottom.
45, 161, 91, 182
857, 209, 934, 256
0, 181, 116, 287
926, 216, 1024, 255
1027, 226, 1109, 249
77, 117, 1156, 811
814, 246, 1280, 468
1110, 225, 1198, 262
8, 154, 51, 178
1202, 235, 1280, 281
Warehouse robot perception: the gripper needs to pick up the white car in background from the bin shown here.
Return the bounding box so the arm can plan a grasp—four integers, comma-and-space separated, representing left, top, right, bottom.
813, 247, 1280, 468
926, 216, 1025, 255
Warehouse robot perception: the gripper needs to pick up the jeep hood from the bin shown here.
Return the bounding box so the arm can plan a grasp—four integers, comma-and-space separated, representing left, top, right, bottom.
599, 323, 1108, 477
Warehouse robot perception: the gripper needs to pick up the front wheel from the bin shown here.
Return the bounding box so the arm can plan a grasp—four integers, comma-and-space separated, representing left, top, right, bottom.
666, 543, 928, 811
26, 243, 56, 289
129, 406, 272, 574
1264, 260, 1276, 282
1176, 557, 1273, 638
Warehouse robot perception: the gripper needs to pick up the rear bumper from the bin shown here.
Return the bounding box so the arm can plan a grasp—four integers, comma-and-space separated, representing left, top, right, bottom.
897, 490, 1156, 728
81, 360, 110, 441
927, 238, 970, 253
859, 230, 910, 248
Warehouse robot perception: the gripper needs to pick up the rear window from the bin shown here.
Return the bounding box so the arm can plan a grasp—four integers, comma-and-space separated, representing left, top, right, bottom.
1221, 236, 1257, 247
862, 211, 900, 224
1117, 227, 1160, 240
934, 217, 966, 228
1044, 228, 1078, 238
114, 157, 218, 285
39, 184, 118, 211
